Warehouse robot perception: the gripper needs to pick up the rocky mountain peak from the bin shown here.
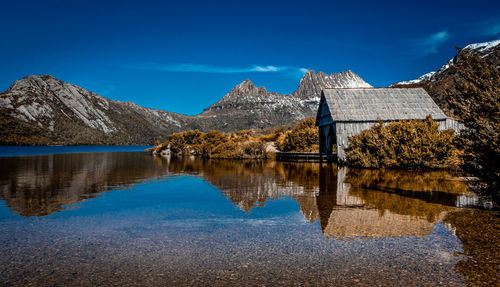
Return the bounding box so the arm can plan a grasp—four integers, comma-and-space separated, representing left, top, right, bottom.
292, 69, 371, 99
0, 74, 192, 145
200, 69, 372, 124
238, 78, 255, 87
228, 78, 271, 99
235, 78, 263, 91
8, 74, 59, 92
463, 39, 500, 53
203, 78, 275, 112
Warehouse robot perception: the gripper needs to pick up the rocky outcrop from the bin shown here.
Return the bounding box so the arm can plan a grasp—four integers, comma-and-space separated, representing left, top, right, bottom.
195, 79, 309, 131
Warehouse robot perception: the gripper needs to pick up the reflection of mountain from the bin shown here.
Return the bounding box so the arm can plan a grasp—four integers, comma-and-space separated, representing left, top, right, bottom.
159, 158, 321, 216
2, 153, 482, 240
209, 162, 321, 215
0, 153, 167, 216
325, 208, 446, 238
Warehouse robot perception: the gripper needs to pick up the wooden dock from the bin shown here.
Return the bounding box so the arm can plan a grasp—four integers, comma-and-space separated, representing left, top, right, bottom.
275, 152, 336, 162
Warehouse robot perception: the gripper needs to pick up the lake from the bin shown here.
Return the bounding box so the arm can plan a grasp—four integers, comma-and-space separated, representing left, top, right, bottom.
0, 148, 498, 286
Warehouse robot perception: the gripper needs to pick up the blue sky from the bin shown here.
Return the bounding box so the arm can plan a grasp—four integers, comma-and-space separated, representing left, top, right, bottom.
1, 0, 499, 115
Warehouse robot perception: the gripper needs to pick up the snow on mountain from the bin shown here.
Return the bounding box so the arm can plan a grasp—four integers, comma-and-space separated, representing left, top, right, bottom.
436, 39, 500, 74
393, 39, 500, 86
464, 39, 500, 53
392, 71, 436, 86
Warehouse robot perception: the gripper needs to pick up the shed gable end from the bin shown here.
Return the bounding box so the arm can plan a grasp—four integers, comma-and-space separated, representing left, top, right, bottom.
316, 92, 334, 127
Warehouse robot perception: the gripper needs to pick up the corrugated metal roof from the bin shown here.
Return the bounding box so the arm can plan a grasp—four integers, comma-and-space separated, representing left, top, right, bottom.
321, 88, 447, 122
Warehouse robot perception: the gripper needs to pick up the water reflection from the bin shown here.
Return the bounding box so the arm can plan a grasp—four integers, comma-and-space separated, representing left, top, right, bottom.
156, 157, 489, 239
0, 152, 168, 216
0, 153, 484, 239
0, 153, 496, 286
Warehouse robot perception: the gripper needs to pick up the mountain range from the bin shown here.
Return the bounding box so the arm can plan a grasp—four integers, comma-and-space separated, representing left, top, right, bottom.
1, 39, 498, 145
0, 70, 370, 145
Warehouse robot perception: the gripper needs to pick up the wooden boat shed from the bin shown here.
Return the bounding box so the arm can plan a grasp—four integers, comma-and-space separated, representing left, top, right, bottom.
315, 87, 461, 162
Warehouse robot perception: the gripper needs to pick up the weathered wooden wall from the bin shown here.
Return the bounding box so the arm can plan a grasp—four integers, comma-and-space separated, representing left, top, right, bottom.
335, 122, 375, 162
439, 118, 465, 132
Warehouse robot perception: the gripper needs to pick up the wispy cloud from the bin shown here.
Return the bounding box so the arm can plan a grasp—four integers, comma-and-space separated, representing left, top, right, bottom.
479, 22, 500, 36
410, 30, 450, 56
129, 63, 309, 77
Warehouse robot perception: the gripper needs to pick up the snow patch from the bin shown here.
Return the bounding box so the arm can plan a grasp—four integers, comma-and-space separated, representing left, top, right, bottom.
438, 39, 499, 73
464, 39, 500, 52
392, 71, 436, 86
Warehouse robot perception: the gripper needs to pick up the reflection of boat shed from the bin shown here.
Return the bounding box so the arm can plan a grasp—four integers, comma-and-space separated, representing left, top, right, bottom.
324, 208, 446, 238
322, 167, 449, 238
315, 88, 461, 162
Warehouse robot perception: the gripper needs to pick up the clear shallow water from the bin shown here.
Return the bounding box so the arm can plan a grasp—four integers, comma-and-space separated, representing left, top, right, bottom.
0, 151, 498, 286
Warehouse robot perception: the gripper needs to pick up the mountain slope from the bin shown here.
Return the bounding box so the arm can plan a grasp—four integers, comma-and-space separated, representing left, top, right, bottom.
0, 75, 189, 145
0, 70, 371, 145
392, 39, 500, 109
394, 40, 500, 87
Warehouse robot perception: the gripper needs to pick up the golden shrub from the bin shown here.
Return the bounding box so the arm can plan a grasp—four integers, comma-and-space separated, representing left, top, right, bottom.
153, 118, 316, 159
345, 116, 461, 169
278, 117, 318, 152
